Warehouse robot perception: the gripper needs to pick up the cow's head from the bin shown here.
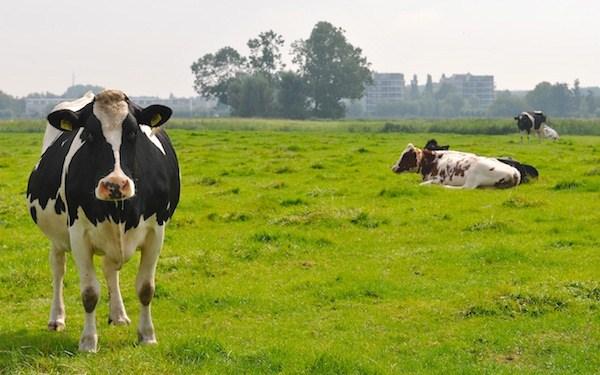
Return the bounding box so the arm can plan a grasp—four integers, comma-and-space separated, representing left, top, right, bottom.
391, 143, 422, 173
47, 90, 172, 201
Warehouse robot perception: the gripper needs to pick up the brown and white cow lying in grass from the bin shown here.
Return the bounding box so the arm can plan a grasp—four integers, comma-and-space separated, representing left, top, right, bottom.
391, 144, 521, 188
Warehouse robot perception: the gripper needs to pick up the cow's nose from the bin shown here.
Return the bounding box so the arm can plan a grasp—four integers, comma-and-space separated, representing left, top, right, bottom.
97, 176, 134, 200
101, 180, 123, 199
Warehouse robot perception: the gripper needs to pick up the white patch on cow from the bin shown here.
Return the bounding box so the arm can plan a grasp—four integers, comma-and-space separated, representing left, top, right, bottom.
428, 150, 520, 188
521, 112, 535, 127
92, 90, 136, 199
41, 91, 95, 155
140, 125, 166, 154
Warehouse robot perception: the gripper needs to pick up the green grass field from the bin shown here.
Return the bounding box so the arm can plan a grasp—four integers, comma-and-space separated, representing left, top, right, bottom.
1, 120, 599, 374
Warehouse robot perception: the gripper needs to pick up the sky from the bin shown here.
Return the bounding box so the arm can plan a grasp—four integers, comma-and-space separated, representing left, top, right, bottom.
1, 0, 598, 97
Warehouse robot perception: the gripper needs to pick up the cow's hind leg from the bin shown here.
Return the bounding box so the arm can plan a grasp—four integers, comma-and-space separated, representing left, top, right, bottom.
136, 226, 165, 345
48, 244, 66, 331
71, 237, 100, 352
102, 257, 131, 326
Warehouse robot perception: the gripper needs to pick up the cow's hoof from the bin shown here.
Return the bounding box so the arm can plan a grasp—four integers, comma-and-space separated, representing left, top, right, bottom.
108, 315, 131, 326
79, 334, 98, 353
48, 320, 65, 331
137, 331, 157, 345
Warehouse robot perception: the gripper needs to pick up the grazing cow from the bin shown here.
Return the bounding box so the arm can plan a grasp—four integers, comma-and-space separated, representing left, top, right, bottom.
424, 139, 450, 151
514, 111, 547, 142
542, 124, 560, 140
391, 144, 520, 188
27, 90, 180, 352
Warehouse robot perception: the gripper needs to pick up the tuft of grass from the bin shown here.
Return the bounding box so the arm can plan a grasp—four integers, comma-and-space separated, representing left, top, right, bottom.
584, 167, 600, 176
464, 293, 568, 318
465, 219, 509, 232
350, 211, 387, 229
280, 198, 306, 207
502, 196, 543, 208
553, 180, 582, 190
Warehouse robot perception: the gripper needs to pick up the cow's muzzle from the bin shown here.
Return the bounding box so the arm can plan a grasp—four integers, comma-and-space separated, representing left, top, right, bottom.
96, 174, 135, 201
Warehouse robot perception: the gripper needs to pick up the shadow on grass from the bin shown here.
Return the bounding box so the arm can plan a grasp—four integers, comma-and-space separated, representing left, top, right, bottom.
0, 329, 78, 370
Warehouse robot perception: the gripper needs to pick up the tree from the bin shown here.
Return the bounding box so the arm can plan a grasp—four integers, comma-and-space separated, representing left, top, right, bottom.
277, 71, 308, 119
292, 21, 372, 118
487, 91, 527, 117
247, 30, 285, 77
191, 47, 247, 105
227, 73, 274, 117
0, 90, 25, 118
63, 84, 104, 98
526, 82, 572, 116
409, 74, 419, 99
572, 78, 581, 115
424, 74, 434, 97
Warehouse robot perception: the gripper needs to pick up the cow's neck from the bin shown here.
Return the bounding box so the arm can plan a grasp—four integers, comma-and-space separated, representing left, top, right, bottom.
418, 149, 437, 177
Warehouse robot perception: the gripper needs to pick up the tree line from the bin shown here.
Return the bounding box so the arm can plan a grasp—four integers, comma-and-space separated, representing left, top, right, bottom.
349, 77, 600, 119
190, 22, 372, 119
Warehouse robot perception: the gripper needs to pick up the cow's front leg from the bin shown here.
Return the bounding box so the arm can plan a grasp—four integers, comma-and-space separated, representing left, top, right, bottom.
48, 244, 66, 331
71, 237, 100, 353
102, 257, 131, 326
136, 226, 164, 345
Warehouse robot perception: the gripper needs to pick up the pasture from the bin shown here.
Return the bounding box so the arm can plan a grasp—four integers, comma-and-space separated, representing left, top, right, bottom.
0, 120, 599, 374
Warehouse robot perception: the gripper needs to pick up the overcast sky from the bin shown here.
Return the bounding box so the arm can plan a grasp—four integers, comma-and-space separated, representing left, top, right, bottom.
1, 0, 598, 97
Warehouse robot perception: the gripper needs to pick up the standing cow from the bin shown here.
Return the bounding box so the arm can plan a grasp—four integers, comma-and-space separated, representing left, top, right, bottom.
391, 144, 521, 188
514, 111, 547, 142
27, 90, 180, 352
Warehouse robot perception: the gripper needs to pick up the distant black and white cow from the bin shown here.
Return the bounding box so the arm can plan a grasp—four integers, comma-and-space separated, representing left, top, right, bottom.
27, 90, 180, 352
424, 139, 450, 151
391, 144, 520, 188
514, 111, 547, 142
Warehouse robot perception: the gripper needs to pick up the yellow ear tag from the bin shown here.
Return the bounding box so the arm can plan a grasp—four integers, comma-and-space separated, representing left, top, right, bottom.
60, 119, 73, 131
150, 114, 162, 127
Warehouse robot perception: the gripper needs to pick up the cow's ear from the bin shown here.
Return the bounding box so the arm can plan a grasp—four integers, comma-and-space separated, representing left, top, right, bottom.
138, 105, 172, 127
47, 109, 82, 132
513, 116, 519, 120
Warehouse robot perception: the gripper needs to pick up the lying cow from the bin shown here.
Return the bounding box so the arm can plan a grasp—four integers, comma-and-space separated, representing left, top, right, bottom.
27, 90, 180, 352
514, 111, 546, 142
391, 144, 520, 188
424, 139, 538, 184
542, 124, 560, 140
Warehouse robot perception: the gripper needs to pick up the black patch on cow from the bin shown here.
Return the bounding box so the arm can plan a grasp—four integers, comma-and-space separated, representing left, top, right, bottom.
138, 282, 154, 306
497, 158, 539, 184
27, 132, 76, 211
82, 286, 98, 313
54, 194, 65, 215
30, 206, 37, 224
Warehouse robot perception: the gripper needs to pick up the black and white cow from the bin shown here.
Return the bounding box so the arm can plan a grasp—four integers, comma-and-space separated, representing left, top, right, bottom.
391, 144, 521, 188
27, 90, 180, 352
514, 111, 547, 142
424, 139, 450, 151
